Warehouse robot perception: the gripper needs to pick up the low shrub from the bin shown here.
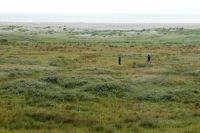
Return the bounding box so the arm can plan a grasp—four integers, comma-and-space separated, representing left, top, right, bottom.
0, 79, 54, 95
0, 79, 92, 102
136, 88, 200, 102
41, 75, 88, 88
84, 82, 131, 98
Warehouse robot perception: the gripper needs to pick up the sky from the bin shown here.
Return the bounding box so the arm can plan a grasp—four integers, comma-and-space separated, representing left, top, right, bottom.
0, 0, 200, 22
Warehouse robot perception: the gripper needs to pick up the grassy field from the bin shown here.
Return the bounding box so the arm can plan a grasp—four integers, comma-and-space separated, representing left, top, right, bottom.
0, 23, 200, 133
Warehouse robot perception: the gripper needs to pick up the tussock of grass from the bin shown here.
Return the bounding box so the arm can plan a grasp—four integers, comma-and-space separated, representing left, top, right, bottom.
184, 70, 200, 77
7, 69, 37, 77
83, 82, 131, 98
0, 57, 41, 65
41, 75, 88, 88
93, 124, 115, 133
1, 79, 55, 94
24, 111, 97, 126
123, 115, 141, 123
136, 77, 187, 87
48, 58, 66, 67
139, 118, 160, 128
137, 88, 200, 102
79, 67, 116, 74
2, 110, 98, 129
47, 57, 76, 67
0, 79, 94, 102
132, 62, 153, 68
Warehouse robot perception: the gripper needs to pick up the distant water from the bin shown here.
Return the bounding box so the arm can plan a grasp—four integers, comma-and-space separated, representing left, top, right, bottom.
0, 13, 200, 23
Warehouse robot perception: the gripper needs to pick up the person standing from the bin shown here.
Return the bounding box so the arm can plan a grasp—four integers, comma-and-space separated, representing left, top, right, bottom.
147, 54, 151, 62
118, 56, 121, 65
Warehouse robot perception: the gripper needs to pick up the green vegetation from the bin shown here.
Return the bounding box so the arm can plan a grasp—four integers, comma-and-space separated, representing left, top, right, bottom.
0, 24, 199, 132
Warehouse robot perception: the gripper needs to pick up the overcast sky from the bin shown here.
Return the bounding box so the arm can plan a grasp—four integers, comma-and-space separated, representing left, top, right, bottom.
0, 0, 200, 22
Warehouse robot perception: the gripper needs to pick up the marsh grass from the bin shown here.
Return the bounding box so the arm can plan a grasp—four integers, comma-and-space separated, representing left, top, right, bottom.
0, 25, 200, 132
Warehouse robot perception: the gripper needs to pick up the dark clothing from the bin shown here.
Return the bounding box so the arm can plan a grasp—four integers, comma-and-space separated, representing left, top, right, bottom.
147, 55, 151, 62
118, 56, 121, 65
